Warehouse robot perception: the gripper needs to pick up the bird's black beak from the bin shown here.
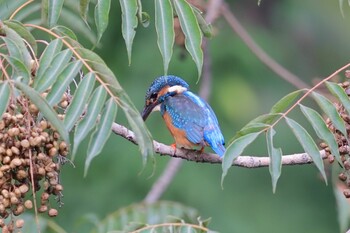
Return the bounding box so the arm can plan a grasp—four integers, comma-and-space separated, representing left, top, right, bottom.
141, 102, 158, 121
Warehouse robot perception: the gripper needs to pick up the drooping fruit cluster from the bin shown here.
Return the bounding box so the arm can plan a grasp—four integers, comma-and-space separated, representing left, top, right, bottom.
321, 78, 350, 198
0, 93, 69, 232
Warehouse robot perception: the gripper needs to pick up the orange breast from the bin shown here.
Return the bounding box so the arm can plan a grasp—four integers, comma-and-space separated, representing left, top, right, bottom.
163, 112, 195, 149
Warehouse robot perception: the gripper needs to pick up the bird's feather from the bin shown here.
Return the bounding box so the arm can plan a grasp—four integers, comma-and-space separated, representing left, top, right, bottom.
162, 91, 225, 155
144, 75, 225, 157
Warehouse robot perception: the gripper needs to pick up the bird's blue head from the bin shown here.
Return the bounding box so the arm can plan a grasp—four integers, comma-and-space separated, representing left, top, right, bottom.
142, 75, 189, 120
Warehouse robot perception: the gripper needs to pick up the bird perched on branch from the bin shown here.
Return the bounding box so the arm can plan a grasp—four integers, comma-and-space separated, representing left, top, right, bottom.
142, 75, 225, 157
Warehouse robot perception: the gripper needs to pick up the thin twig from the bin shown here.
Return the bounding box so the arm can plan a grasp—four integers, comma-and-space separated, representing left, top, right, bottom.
9, 0, 34, 20
28, 150, 41, 233
220, 2, 309, 89
0, 56, 11, 81
143, 158, 183, 203
271, 62, 350, 128
111, 122, 327, 167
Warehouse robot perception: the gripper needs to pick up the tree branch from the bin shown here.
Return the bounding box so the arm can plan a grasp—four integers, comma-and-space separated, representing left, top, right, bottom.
111, 122, 327, 167
220, 2, 310, 90
143, 157, 183, 203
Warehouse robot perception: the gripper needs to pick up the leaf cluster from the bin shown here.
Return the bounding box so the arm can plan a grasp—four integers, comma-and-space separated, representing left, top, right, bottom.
221, 76, 350, 198
20, 201, 214, 233
120, 0, 211, 78
0, 0, 156, 176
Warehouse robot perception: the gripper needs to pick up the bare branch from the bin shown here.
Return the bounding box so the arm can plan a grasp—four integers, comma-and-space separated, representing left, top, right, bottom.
144, 158, 183, 203
220, 2, 310, 90
111, 122, 327, 167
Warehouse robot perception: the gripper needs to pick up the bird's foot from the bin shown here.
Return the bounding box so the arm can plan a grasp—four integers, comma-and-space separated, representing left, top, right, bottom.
170, 143, 177, 156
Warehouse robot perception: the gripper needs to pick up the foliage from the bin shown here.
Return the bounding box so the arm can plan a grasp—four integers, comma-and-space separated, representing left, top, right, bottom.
222, 77, 350, 189
17, 201, 213, 233
0, 0, 350, 232
0, 0, 213, 231
91, 201, 213, 233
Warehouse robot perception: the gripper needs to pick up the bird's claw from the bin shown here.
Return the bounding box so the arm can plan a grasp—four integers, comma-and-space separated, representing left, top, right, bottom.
170, 143, 177, 156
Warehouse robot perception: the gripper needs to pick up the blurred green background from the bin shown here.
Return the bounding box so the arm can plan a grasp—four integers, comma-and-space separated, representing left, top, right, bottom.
54, 0, 350, 232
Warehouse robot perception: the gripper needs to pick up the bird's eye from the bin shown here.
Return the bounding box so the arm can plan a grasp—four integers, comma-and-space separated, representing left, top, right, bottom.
150, 93, 157, 101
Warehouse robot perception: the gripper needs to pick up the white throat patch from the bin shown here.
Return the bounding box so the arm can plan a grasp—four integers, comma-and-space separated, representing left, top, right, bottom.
168, 85, 187, 94
152, 104, 161, 112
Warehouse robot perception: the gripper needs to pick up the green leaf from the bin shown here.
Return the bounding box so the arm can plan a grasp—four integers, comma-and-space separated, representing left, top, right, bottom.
333, 183, 350, 232
35, 39, 63, 79
60, 8, 97, 45
34, 49, 73, 93
3, 56, 30, 83
14, 81, 70, 146
0, 82, 11, 118
119, 0, 138, 65
51, 25, 82, 49
46, 60, 83, 106
285, 117, 327, 184
10, 2, 41, 22
1, 37, 24, 66
4, 20, 38, 55
75, 48, 116, 83
312, 91, 347, 138
52, 25, 79, 41
1, 41, 30, 78
72, 85, 107, 159
64, 72, 96, 131
266, 128, 282, 193
246, 113, 279, 126
221, 132, 261, 187
80, 0, 91, 20
48, 0, 64, 27
84, 98, 117, 176
92, 201, 199, 233
270, 89, 303, 113
41, 0, 49, 25
173, 0, 203, 79
140, 12, 151, 27
300, 104, 341, 164
95, 0, 111, 43
136, 0, 150, 27
231, 113, 278, 141
0, 1, 27, 20
119, 92, 154, 164
340, 0, 346, 18
155, 0, 174, 75
325, 81, 350, 116
75, 48, 154, 162
332, 166, 350, 232
1, 25, 32, 69
231, 122, 268, 141
192, 6, 212, 38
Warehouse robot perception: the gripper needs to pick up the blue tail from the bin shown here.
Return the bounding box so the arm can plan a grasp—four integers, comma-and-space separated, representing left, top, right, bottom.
212, 143, 226, 157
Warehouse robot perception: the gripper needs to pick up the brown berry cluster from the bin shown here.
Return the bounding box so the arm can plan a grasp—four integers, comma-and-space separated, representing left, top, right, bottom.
321, 79, 350, 198
0, 93, 69, 232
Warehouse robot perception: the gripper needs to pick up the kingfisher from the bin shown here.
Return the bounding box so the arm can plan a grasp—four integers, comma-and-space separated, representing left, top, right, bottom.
141, 75, 225, 157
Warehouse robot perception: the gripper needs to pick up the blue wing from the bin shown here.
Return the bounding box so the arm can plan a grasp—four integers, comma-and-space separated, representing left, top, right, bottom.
162, 91, 225, 156
162, 93, 206, 144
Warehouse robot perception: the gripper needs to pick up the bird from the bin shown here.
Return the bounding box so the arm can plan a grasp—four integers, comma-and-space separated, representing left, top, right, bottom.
141, 75, 225, 157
